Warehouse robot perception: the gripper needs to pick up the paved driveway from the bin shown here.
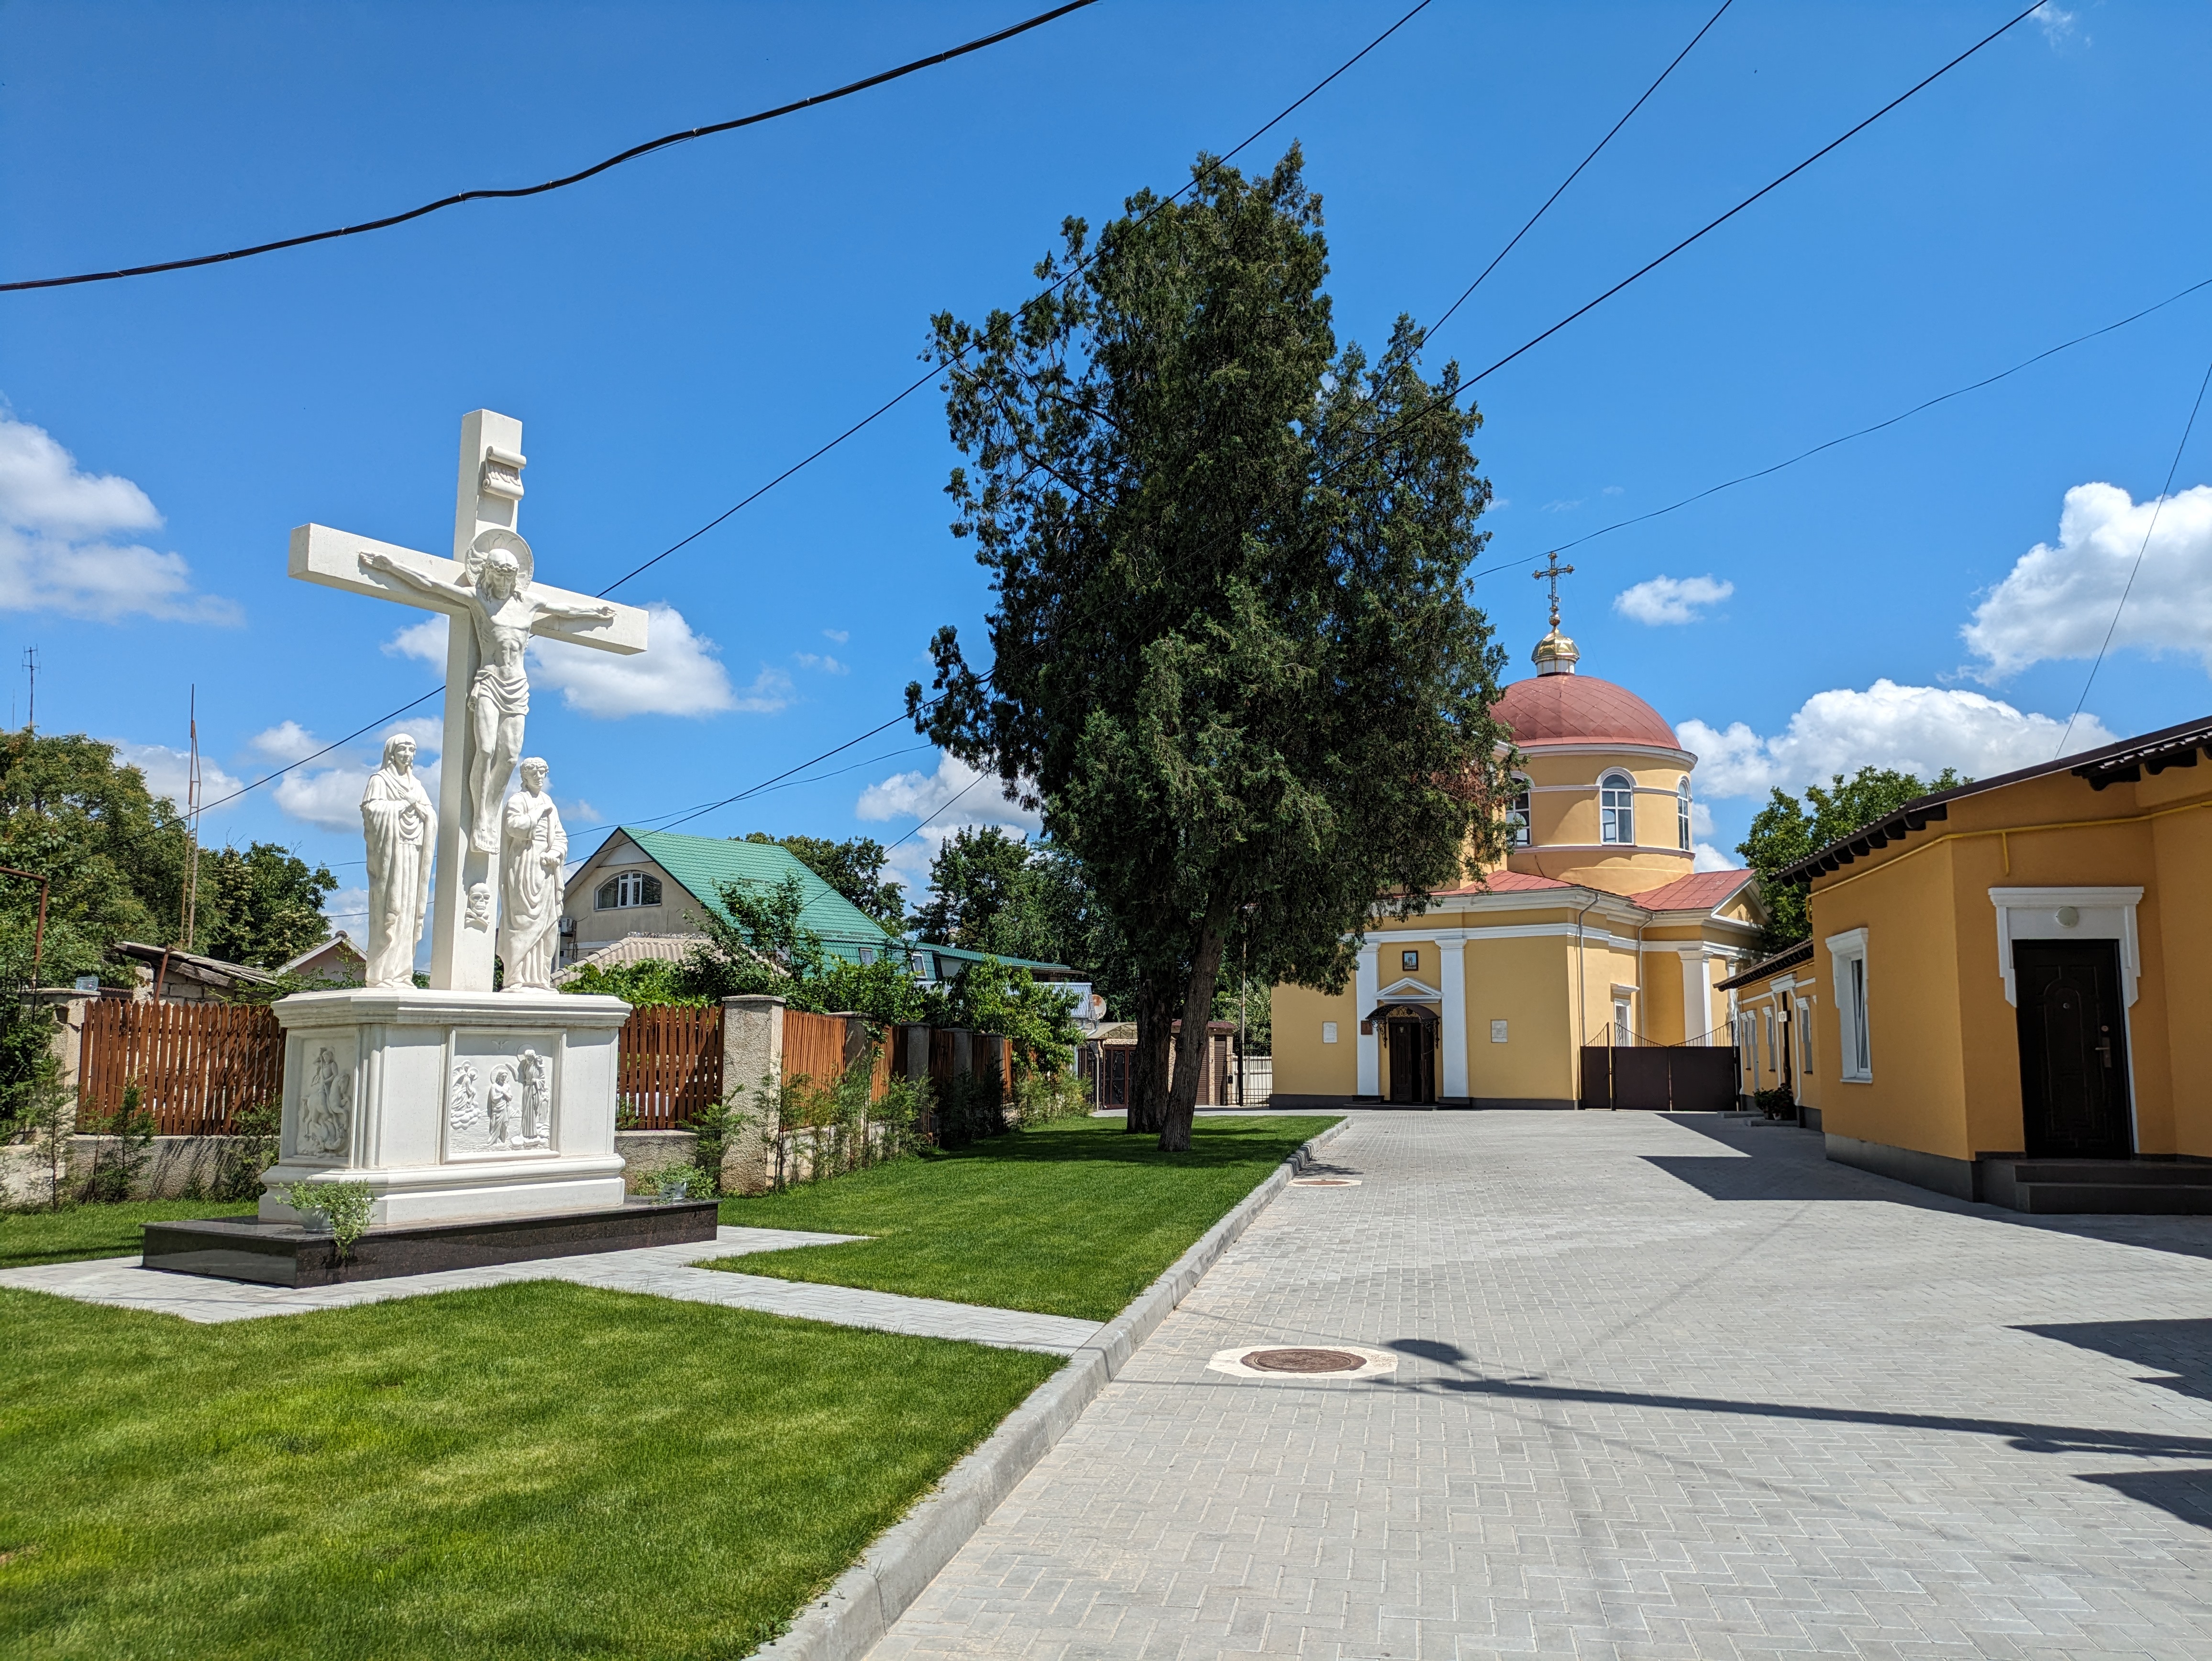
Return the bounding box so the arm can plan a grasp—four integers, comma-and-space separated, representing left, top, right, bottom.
873, 1111, 2212, 1661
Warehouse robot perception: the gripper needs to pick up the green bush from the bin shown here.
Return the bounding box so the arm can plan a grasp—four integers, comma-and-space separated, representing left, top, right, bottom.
278, 1178, 375, 1261
1014, 1069, 1090, 1127
212, 1099, 281, 1201
78, 1083, 154, 1204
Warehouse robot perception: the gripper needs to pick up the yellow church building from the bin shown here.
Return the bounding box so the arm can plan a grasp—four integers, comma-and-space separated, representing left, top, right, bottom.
1273, 611, 1763, 1108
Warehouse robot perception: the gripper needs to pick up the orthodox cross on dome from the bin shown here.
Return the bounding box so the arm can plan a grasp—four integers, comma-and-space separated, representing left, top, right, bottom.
287, 410, 648, 992
1533, 551, 1575, 631
1531, 551, 1580, 676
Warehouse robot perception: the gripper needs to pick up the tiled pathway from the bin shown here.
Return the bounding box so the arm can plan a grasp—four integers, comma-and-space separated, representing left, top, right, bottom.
0, 1225, 1105, 1354
872, 1111, 2212, 1661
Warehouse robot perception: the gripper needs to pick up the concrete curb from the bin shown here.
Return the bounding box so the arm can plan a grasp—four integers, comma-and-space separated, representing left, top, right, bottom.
758, 1115, 1352, 1661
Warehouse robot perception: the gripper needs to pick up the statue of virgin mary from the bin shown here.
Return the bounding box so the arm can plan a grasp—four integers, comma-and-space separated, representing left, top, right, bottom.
360, 732, 436, 988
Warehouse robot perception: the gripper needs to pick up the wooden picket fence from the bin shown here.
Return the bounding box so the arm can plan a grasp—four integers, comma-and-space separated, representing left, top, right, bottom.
77, 998, 285, 1135
617, 1004, 724, 1129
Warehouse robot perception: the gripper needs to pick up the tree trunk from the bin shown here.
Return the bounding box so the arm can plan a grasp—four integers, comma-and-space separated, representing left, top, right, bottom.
1158, 899, 1235, 1152
1128, 973, 1174, 1134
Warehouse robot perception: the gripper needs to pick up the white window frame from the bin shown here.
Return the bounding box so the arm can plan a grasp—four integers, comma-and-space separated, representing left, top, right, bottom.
596, 869, 662, 910
1509, 776, 1532, 847
1677, 777, 1693, 852
1827, 928, 1871, 1082
1795, 997, 1814, 1074
1599, 771, 1636, 845
1763, 1007, 1775, 1074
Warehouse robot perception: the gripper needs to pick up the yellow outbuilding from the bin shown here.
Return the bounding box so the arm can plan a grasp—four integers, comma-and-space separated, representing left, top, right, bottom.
1770, 714, 2212, 1212
1273, 612, 1764, 1109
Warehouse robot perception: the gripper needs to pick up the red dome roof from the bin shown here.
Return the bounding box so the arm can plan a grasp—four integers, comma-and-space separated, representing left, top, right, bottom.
1496, 674, 1681, 750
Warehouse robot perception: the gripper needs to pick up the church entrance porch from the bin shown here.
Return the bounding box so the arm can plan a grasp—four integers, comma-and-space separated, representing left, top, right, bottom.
1375, 1004, 1438, 1105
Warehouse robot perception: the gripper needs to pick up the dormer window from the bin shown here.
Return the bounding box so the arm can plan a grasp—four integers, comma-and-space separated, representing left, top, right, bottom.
1600, 771, 1635, 845
596, 870, 662, 909
1677, 777, 1693, 852
1509, 777, 1531, 847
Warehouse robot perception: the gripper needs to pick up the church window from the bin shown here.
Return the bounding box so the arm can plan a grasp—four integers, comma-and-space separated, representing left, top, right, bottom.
596, 870, 662, 910
1612, 997, 1632, 1046
1600, 771, 1635, 845
1677, 778, 1692, 851
1509, 777, 1531, 847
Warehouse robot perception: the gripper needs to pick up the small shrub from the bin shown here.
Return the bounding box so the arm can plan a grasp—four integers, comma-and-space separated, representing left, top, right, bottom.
1753, 1086, 1796, 1120
79, 1083, 155, 1203
279, 1178, 375, 1261
213, 1099, 282, 1200
1014, 1070, 1090, 1127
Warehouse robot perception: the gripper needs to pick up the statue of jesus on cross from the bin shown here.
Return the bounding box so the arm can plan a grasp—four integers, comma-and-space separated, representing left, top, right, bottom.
357, 533, 614, 852
289, 410, 648, 992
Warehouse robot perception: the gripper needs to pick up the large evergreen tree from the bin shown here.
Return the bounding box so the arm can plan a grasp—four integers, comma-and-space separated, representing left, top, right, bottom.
912, 149, 1512, 1149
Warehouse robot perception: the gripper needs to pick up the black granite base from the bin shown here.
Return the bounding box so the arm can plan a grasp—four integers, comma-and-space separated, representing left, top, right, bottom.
142, 1198, 721, 1288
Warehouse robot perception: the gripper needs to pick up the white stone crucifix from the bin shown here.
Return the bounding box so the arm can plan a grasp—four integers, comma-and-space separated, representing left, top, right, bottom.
288, 410, 647, 992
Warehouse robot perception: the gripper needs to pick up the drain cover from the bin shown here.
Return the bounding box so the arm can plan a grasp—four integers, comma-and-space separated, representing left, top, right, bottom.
1240, 1347, 1366, 1374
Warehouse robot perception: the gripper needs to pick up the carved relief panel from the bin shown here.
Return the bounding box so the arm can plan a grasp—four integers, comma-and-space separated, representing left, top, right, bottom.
291, 1035, 358, 1163
446, 1031, 560, 1159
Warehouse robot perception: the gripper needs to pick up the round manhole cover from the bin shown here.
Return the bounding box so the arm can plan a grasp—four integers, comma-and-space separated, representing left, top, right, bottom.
1240, 1347, 1367, 1374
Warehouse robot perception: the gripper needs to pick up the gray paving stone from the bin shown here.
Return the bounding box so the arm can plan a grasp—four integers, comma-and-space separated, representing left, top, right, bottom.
0, 1225, 1105, 1352
868, 1112, 2212, 1661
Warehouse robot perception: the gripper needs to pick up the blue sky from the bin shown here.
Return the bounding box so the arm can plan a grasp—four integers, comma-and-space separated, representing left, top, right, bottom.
6, 0, 2211, 930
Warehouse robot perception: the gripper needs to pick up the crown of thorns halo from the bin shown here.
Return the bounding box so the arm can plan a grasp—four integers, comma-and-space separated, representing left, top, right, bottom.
466, 527, 534, 591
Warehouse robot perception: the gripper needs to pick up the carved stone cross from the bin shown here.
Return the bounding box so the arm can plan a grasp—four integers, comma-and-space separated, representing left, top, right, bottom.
288, 411, 647, 992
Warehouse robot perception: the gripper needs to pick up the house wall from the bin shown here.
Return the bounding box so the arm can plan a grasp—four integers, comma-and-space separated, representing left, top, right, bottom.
564, 850, 694, 956
1805, 764, 2212, 1182
1271, 980, 1358, 1100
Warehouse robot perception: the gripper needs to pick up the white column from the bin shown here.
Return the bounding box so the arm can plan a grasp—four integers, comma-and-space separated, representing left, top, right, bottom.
1438, 936, 1469, 1100
1679, 950, 1711, 1045
1354, 941, 1379, 1098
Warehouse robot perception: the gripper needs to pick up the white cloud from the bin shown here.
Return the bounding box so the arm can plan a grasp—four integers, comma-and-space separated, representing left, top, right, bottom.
1693, 843, 1741, 873
856, 752, 1042, 882
1679, 679, 2117, 799
384, 616, 448, 667
0, 407, 238, 623
1963, 482, 2212, 680
106, 740, 244, 815
2035, 3, 2076, 43
794, 652, 849, 675
322, 886, 371, 928
730, 666, 793, 714
1543, 498, 1582, 513
1614, 574, 1734, 626
822, 629, 850, 644
1602, 485, 1624, 497
251, 720, 321, 764
267, 720, 441, 832
529, 602, 736, 719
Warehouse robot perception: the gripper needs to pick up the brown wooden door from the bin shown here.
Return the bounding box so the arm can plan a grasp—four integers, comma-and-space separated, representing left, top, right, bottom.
1386, 1020, 1435, 1104
2015, 940, 2132, 1158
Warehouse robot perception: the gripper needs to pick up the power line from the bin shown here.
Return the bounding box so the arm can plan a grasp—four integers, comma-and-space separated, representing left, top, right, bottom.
1475, 271, 2212, 580
885, 771, 994, 852
1425, 0, 1734, 343
596, 0, 1441, 598
194, 1, 1433, 827
1451, 0, 2050, 397
196, 690, 439, 815
2053, 343, 2212, 757
0, 1, 1101, 295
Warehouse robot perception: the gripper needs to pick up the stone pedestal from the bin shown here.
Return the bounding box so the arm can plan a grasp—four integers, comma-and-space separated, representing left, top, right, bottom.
259, 987, 631, 1227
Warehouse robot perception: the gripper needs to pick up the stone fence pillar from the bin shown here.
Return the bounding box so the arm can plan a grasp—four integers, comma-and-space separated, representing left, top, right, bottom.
720, 994, 785, 1195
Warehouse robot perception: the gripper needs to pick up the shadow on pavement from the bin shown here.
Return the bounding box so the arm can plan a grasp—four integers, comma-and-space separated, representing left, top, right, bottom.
1637, 1114, 2212, 1265
2019, 1318, 2212, 1403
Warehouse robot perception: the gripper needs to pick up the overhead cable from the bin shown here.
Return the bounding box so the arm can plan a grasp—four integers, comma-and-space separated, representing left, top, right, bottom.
0, 1, 1100, 294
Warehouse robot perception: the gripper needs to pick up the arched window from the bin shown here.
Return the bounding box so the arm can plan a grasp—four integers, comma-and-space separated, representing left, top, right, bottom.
1599, 771, 1635, 845
1677, 777, 1693, 852
595, 870, 662, 910
1509, 776, 1531, 847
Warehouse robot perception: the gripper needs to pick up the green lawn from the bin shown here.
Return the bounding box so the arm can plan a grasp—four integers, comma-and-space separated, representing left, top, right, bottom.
0, 1281, 1057, 1660
0, 1199, 257, 1269
715, 1113, 1338, 1321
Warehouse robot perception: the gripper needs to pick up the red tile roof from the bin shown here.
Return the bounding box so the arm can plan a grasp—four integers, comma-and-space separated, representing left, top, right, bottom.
1429, 869, 1575, 897
1496, 674, 1681, 750
1631, 869, 1756, 912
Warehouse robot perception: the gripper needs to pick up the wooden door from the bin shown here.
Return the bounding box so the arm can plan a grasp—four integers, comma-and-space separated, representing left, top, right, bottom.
1386, 1020, 1435, 1104
2015, 940, 2132, 1158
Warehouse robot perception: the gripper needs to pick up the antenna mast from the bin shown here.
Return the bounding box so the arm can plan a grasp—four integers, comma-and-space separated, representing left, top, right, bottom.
22, 647, 36, 732
180, 686, 203, 951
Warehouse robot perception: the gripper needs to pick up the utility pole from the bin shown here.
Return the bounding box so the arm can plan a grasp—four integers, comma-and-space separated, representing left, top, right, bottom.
21, 646, 36, 732
179, 686, 202, 951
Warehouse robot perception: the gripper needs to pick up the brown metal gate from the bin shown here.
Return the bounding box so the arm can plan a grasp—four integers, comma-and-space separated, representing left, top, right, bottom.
1579, 1045, 1741, 1112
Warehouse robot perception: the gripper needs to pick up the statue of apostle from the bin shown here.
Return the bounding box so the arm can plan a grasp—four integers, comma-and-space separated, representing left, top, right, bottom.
358, 538, 614, 853
360, 732, 436, 988
498, 757, 568, 991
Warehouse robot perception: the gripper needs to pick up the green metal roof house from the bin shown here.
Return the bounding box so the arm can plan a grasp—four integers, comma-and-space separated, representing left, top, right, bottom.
562, 826, 899, 973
